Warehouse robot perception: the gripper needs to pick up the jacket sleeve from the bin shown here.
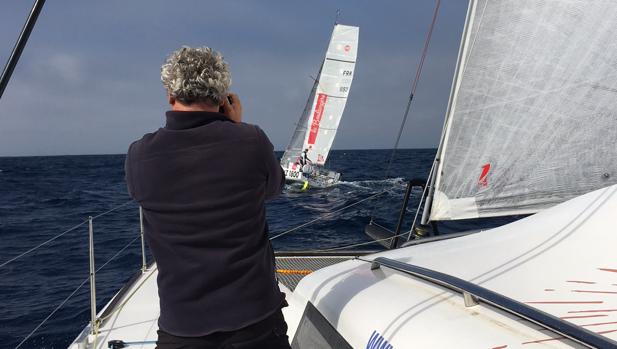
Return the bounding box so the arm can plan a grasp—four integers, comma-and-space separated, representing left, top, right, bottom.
125, 142, 137, 200
258, 126, 285, 200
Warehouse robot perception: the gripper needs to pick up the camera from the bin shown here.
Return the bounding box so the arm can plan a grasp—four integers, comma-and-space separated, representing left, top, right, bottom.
219, 95, 233, 113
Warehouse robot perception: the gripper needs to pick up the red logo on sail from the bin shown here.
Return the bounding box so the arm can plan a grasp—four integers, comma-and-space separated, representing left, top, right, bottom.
478, 163, 491, 187
307, 93, 327, 145
344, 44, 351, 52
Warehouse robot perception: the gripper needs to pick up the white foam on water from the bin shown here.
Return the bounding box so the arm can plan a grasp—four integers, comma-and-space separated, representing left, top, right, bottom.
338, 177, 406, 191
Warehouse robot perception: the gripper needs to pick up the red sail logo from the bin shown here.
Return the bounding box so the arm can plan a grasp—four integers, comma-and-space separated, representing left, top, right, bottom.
479, 163, 491, 187
308, 93, 327, 145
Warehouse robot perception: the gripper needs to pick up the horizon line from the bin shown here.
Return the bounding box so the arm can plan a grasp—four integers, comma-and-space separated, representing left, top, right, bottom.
0, 147, 438, 158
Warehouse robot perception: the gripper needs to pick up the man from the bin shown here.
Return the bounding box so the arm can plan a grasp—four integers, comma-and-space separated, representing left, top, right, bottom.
300, 149, 313, 176
125, 46, 290, 349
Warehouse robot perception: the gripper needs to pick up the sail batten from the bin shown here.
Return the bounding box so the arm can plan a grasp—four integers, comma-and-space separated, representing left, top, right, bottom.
430, 0, 617, 221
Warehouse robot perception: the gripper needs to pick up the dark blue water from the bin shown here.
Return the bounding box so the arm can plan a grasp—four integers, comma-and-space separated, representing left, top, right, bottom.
0, 149, 514, 348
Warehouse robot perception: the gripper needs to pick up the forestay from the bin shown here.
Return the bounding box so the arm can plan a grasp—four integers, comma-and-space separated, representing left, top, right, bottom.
281, 24, 358, 167
430, 0, 617, 221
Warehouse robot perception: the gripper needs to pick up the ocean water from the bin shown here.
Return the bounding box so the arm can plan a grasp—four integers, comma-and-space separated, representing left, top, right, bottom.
0, 149, 514, 348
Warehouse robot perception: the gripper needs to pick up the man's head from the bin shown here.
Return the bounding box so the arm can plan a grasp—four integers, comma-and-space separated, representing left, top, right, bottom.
161, 46, 231, 108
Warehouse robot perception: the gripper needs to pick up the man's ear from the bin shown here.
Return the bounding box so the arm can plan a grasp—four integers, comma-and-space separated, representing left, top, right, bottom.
168, 95, 175, 106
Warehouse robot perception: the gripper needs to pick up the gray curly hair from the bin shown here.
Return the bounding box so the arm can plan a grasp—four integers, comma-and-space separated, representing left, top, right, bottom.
161, 46, 232, 105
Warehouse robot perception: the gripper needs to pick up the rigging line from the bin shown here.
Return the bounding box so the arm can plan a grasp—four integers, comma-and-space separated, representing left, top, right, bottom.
14, 234, 141, 348
15, 275, 89, 349
91, 200, 133, 220
95, 235, 140, 273
0, 200, 134, 269
382, 0, 442, 181
269, 191, 387, 241
0, 219, 88, 269
311, 229, 413, 252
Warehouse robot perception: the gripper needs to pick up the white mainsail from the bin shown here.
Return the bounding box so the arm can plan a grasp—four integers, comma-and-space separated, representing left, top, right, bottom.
429, 0, 617, 221
281, 24, 358, 169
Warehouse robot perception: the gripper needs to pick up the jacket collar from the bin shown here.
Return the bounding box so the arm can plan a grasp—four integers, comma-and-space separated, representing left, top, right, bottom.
165, 111, 231, 130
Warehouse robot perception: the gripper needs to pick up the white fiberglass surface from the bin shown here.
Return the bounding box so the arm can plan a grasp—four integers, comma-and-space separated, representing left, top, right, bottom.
294, 185, 617, 348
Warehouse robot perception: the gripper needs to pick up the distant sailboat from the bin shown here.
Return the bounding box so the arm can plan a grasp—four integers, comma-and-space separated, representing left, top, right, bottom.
280, 24, 359, 189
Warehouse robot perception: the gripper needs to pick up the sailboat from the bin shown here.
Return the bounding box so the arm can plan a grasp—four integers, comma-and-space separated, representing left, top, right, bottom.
65, 1, 617, 348
280, 24, 358, 189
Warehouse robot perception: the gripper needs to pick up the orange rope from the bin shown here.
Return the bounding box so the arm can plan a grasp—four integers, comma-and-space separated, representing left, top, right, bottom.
276, 269, 313, 275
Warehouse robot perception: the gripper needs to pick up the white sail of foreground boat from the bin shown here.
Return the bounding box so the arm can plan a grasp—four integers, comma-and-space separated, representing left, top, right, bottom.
421, 0, 617, 222
280, 24, 358, 189
68, 1, 617, 348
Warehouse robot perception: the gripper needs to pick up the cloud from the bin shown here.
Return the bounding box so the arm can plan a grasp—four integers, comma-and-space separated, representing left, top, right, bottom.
36, 53, 84, 85
0, 0, 468, 156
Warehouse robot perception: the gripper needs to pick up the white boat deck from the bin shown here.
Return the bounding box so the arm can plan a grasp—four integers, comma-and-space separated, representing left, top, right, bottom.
71, 185, 617, 349
69, 255, 357, 349
70, 266, 158, 349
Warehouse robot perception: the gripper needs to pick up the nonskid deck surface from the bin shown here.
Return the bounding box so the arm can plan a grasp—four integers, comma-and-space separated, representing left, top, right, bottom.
275, 255, 357, 291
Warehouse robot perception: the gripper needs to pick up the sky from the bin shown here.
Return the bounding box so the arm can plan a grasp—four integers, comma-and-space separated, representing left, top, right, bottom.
0, 0, 469, 156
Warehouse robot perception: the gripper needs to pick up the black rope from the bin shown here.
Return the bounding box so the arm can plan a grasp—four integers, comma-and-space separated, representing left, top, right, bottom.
383, 0, 442, 181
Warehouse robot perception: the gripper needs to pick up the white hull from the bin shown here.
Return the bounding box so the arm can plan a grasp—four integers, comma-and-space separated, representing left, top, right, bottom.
283, 163, 307, 182
71, 185, 617, 348
282, 163, 341, 189
285, 184, 617, 348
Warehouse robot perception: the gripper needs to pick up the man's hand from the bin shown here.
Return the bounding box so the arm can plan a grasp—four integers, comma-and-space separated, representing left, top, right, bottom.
221, 93, 243, 123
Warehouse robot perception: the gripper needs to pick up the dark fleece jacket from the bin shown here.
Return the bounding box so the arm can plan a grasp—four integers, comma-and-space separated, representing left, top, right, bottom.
125, 111, 285, 336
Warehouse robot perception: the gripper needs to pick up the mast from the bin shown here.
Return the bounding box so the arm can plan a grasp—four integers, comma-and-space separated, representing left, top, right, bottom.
280, 65, 322, 166
0, 0, 46, 101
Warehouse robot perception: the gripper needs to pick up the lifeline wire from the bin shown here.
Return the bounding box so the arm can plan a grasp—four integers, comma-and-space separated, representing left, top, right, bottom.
0, 220, 88, 269
269, 191, 387, 241
312, 229, 413, 252
91, 200, 133, 220
14, 276, 89, 349
0, 200, 134, 270
14, 233, 141, 348
95, 235, 140, 273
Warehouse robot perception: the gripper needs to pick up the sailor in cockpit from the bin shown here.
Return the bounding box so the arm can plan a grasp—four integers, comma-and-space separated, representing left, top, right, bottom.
298, 148, 313, 175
